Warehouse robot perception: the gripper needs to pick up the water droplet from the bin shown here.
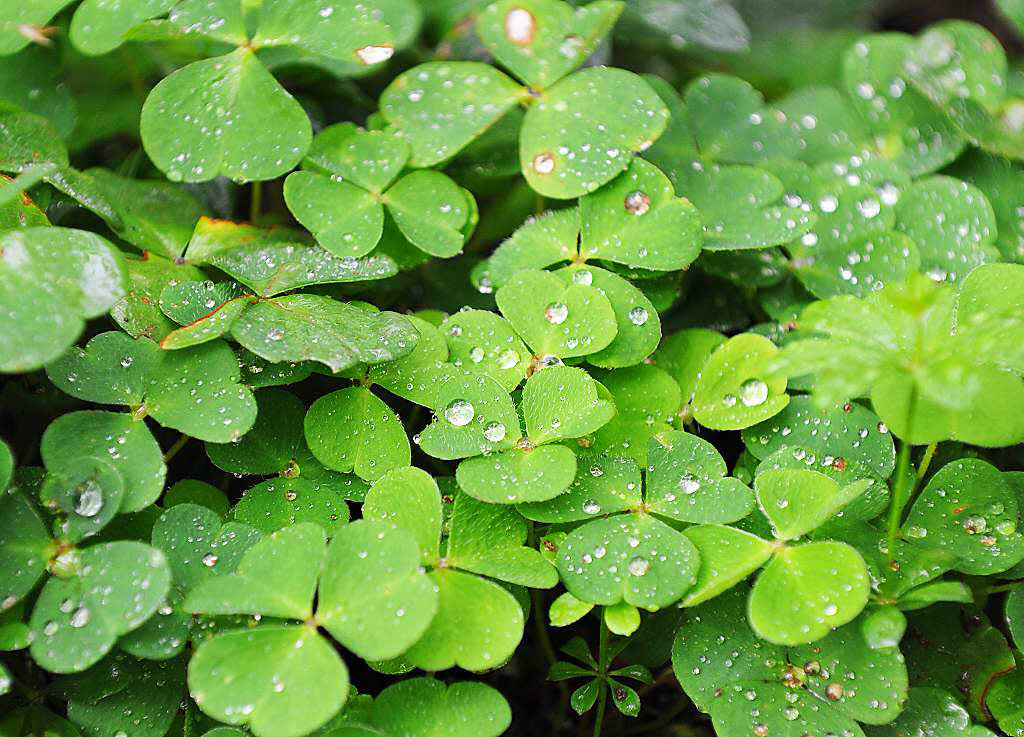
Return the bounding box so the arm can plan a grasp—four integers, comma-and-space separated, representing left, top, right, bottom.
819, 195, 839, 213
120, 356, 134, 368
679, 474, 701, 494
504, 7, 536, 44
628, 557, 650, 576
582, 499, 602, 515
963, 516, 987, 534
202, 553, 219, 567
624, 190, 651, 215
572, 270, 593, 285
739, 379, 768, 407
483, 422, 506, 442
355, 45, 394, 65
469, 346, 485, 363
559, 34, 583, 58
74, 480, 104, 517
590, 465, 604, 477
857, 198, 881, 218
444, 399, 475, 427
544, 302, 568, 324
824, 604, 838, 616
826, 682, 844, 700
498, 349, 520, 369
628, 306, 649, 326
532, 152, 555, 174
722, 394, 737, 407
783, 706, 800, 721
267, 328, 285, 341
43, 621, 58, 636
69, 607, 90, 628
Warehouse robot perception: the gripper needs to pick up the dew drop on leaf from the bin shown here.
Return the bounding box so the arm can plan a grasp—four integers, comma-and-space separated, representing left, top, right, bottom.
483, 421, 506, 442
74, 480, 103, 517
444, 399, 475, 426
69, 607, 90, 628
624, 191, 651, 215
582, 499, 602, 515
533, 153, 555, 175
505, 8, 536, 45
201, 553, 219, 567
498, 349, 520, 369
678, 474, 701, 494
739, 379, 769, 407
544, 303, 569, 324
628, 306, 649, 326
628, 556, 650, 576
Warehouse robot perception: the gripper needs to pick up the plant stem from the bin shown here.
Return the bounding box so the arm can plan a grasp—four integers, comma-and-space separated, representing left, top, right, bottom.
526, 525, 558, 667
916, 442, 937, 483
593, 617, 610, 737
163, 433, 190, 463
250, 180, 263, 223
183, 698, 196, 737
886, 386, 918, 562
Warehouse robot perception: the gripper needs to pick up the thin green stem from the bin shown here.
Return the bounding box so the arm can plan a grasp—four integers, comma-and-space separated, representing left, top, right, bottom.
163, 433, 190, 463
593, 617, 610, 737
250, 180, 263, 223
526, 525, 558, 667
916, 442, 938, 483
886, 386, 918, 561
183, 697, 196, 737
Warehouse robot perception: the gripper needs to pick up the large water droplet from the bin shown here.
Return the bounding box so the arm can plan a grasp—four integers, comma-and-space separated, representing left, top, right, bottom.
69, 607, 90, 628
739, 379, 769, 407
628, 556, 650, 576
582, 499, 601, 515
202, 553, 219, 567
532, 152, 555, 174
505, 7, 536, 44
444, 399, 475, 427
628, 306, 649, 326
483, 422, 506, 442
624, 191, 651, 215
544, 303, 569, 324
498, 349, 520, 369
679, 474, 701, 494
74, 480, 104, 518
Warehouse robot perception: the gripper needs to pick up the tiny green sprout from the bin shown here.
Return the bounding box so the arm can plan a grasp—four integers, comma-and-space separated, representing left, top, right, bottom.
3, 2, 1024, 736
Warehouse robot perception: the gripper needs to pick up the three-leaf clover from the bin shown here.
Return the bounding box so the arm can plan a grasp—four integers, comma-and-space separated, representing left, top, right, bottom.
381, 0, 671, 198
548, 635, 653, 717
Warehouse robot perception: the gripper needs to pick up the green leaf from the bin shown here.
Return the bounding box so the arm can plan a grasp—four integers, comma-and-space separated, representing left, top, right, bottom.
0, 47, 76, 138
283, 172, 383, 258
743, 396, 896, 481
46, 332, 257, 443
520, 67, 670, 198
184, 523, 326, 619
790, 616, 908, 724
110, 254, 205, 341
0, 1, 74, 54
773, 86, 872, 165
304, 387, 409, 481
749, 540, 871, 645
446, 492, 557, 588
867, 687, 985, 737
367, 677, 511, 737
186, 219, 398, 296
578, 157, 701, 270
756, 468, 873, 540
457, 444, 577, 504
380, 62, 524, 167
207, 389, 303, 476
253, 0, 406, 65
304, 123, 409, 193
681, 524, 773, 606
151, 503, 262, 594
948, 152, 1024, 264
167, 0, 247, 44
646, 430, 755, 524
0, 489, 52, 608
404, 569, 524, 672
70, 0, 177, 55
902, 458, 1024, 575
484, 207, 579, 289
709, 682, 866, 737
893, 176, 999, 284
1, 227, 125, 373
692, 333, 789, 431
440, 309, 529, 392
906, 22, 1006, 115
187, 625, 348, 737
232, 296, 416, 373
653, 328, 726, 406
363, 466, 442, 564
140, 48, 312, 183
861, 605, 907, 648
0, 439, 10, 491
386, 171, 473, 258
550, 591, 594, 626
604, 601, 641, 636
30, 541, 171, 673
518, 451, 642, 522
317, 519, 437, 660
369, 316, 452, 408
41, 410, 165, 514
497, 268, 618, 358
842, 33, 965, 176
476, 0, 622, 90
558, 512, 699, 610
562, 265, 661, 368
672, 586, 785, 711
793, 230, 921, 298
673, 164, 815, 251
40, 457, 124, 543
523, 365, 616, 443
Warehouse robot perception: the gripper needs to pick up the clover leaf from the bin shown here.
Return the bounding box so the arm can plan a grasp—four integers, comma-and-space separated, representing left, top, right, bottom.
1, 227, 126, 372
359, 677, 511, 737
47, 331, 257, 443
285, 124, 475, 259
30, 541, 171, 673
364, 466, 551, 670
0, 488, 53, 609
692, 333, 789, 431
